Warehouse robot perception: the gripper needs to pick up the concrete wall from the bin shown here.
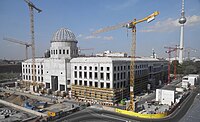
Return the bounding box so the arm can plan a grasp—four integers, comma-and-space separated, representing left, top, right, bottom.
0, 99, 47, 117
156, 89, 175, 105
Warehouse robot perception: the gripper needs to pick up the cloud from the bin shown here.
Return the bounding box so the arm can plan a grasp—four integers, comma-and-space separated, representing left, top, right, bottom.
103, 36, 113, 40
77, 34, 83, 38
84, 35, 101, 40
141, 15, 200, 33
77, 34, 114, 41
186, 15, 200, 26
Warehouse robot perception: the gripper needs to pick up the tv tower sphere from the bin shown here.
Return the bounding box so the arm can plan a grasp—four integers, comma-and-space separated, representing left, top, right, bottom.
179, 15, 186, 24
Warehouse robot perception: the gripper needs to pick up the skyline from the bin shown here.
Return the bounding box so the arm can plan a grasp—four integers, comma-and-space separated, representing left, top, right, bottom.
0, 0, 200, 60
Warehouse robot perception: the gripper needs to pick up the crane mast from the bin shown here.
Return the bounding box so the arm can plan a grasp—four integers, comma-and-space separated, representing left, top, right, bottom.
93, 11, 159, 111
24, 0, 41, 85
3, 37, 31, 60
164, 46, 179, 82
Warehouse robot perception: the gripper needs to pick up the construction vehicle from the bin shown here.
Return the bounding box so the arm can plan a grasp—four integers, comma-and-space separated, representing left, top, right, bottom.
164, 45, 179, 82
93, 11, 159, 111
3, 37, 31, 60
24, 0, 41, 87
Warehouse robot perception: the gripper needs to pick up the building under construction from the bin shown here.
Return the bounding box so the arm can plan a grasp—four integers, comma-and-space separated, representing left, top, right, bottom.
21, 27, 168, 105
71, 57, 167, 105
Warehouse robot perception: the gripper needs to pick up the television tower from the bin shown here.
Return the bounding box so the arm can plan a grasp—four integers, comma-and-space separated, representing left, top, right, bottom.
178, 0, 186, 64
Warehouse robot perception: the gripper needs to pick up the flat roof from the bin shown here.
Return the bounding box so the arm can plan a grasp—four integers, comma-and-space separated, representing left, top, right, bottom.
70, 56, 166, 63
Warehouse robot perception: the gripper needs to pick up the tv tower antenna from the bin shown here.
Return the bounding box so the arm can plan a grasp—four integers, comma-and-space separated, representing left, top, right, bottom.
178, 0, 186, 64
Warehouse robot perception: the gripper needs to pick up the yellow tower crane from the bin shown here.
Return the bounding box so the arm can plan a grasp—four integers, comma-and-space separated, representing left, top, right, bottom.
24, 0, 41, 86
93, 11, 159, 111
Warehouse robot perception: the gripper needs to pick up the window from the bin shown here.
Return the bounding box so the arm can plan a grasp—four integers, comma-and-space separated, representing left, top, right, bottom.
101, 67, 103, 71
46, 83, 50, 88
59, 49, 61, 54
84, 66, 87, 70
106, 73, 110, 80
95, 66, 97, 71
121, 73, 123, 79
67, 80, 70, 85
79, 72, 82, 78
114, 74, 116, 81
74, 71, 77, 78
23, 69, 25, 73
118, 66, 120, 71
29, 76, 31, 80
121, 66, 123, 70
41, 77, 43, 82
89, 72, 92, 79
89, 81, 92, 86
38, 65, 39, 68
106, 83, 110, 88
75, 80, 77, 85
79, 66, 82, 70
26, 69, 27, 73
84, 81, 87, 86
41, 70, 43, 75
100, 82, 104, 88
95, 82, 98, 87
95, 72, 98, 79
28, 69, 30, 73
38, 76, 40, 81
75, 66, 77, 70
107, 67, 110, 71
38, 70, 40, 74
53, 50, 55, 54
84, 72, 87, 78
41, 65, 43, 68
124, 66, 126, 70
113, 83, 116, 88
67, 50, 69, 54
117, 73, 120, 80
56, 50, 57, 54
60, 85, 65, 91
117, 82, 120, 88
63, 49, 65, 54
89, 66, 92, 70
79, 80, 82, 85
100, 73, 104, 80
114, 66, 116, 71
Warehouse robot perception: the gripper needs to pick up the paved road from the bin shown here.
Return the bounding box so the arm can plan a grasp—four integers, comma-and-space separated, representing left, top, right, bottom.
0, 87, 52, 102
56, 86, 200, 122
179, 88, 200, 122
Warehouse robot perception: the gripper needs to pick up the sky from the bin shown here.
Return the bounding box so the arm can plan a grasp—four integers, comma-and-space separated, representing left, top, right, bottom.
0, 0, 200, 60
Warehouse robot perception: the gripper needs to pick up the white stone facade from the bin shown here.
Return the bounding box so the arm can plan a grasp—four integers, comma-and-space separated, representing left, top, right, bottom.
21, 27, 168, 98
22, 28, 77, 92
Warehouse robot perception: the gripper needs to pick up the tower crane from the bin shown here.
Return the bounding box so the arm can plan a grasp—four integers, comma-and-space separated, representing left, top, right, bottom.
93, 11, 159, 111
3, 37, 32, 60
184, 47, 197, 61
164, 46, 179, 83
24, 0, 41, 85
78, 47, 95, 54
